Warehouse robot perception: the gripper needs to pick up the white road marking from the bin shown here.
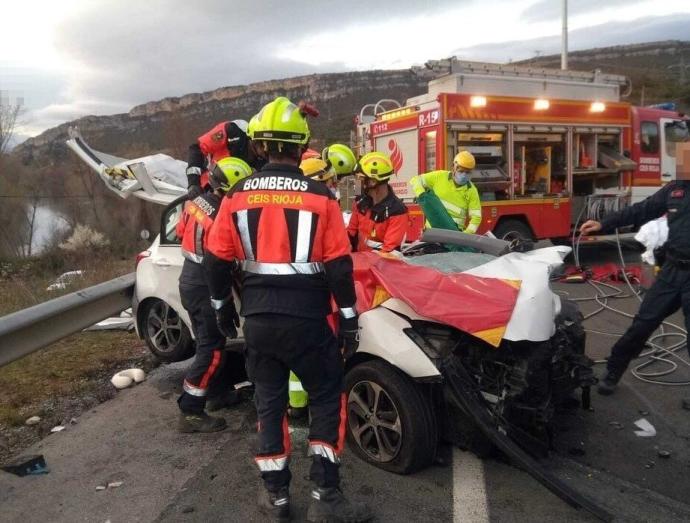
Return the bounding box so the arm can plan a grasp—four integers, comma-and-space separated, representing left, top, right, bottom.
453, 448, 489, 523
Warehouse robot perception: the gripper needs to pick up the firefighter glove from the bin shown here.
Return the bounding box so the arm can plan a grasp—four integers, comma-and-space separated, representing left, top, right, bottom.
187, 183, 203, 199
339, 315, 360, 360
215, 302, 240, 340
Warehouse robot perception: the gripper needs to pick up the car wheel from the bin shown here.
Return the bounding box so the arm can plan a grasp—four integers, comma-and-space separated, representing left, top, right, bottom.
493, 219, 534, 242
345, 360, 437, 474
142, 299, 193, 362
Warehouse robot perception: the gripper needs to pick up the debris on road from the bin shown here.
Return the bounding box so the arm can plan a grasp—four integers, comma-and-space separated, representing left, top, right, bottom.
50, 425, 65, 433
633, 418, 656, 437
96, 485, 106, 491
644, 460, 656, 469
608, 421, 624, 430
2, 455, 49, 476
111, 368, 146, 389
107, 481, 123, 488
69, 417, 78, 425
85, 309, 134, 332
25, 416, 41, 426
657, 450, 671, 458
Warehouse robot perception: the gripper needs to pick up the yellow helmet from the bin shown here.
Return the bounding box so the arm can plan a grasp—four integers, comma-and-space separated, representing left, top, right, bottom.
300, 158, 336, 182
453, 150, 476, 171
322, 144, 357, 176
211, 157, 254, 192
248, 96, 311, 145
355, 151, 395, 182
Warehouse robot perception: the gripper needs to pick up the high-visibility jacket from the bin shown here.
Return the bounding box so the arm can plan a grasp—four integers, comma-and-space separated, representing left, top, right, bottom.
410, 170, 482, 233
206, 163, 356, 319
176, 192, 221, 284
347, 187, 408, 252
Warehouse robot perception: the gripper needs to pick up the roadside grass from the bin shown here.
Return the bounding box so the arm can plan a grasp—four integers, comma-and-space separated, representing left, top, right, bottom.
0, 249, 133, 316
0, 247, 157, 458
0, 331, 154, 428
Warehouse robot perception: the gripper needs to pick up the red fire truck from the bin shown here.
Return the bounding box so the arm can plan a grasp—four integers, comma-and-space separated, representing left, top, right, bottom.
354, 61, 689, 242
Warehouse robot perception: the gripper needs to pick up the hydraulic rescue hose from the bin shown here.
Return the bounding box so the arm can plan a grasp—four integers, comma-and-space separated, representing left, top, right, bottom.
563, 229, 690, 386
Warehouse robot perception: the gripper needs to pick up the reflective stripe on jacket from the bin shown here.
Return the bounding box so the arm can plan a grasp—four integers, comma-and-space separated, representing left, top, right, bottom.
410, 170, 482, 233
177, 193, 221, 263
206, 163, 354, 319
346, 187, 408, 252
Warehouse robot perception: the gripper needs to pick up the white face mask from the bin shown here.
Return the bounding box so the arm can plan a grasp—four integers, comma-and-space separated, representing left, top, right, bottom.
453, 171, 470, 186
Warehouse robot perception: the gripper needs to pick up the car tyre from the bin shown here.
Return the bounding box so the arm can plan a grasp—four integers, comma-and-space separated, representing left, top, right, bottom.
142, 299, 194, 362
345, 360, 437, 474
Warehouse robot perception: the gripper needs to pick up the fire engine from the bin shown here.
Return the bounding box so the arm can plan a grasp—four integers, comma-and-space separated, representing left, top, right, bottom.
353, 61, 690, 242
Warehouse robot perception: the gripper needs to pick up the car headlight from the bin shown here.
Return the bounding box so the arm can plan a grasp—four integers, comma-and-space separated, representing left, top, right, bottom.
403, 322, 458, 361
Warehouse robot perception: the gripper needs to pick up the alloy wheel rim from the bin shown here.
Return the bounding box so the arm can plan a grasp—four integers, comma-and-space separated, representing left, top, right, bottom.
147, 301, 182, 353
348, 380, 402, 462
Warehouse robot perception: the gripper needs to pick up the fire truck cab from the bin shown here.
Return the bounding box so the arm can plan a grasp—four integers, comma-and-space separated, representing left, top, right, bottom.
354, 61, 689, 242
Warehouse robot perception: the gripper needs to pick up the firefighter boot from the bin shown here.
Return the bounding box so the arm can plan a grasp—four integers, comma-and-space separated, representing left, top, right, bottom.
307, 487, 373, 523
206, 390, 242, 412
258, 486, 290, 521
597, 369, 622, 396
177, 412, 227, 433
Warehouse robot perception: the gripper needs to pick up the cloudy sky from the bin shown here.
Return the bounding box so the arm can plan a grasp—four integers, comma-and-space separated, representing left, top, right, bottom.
1, 0, 689, 139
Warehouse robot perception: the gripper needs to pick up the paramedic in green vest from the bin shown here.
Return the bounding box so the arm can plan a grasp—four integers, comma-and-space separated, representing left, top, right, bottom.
410, 151, 482, 234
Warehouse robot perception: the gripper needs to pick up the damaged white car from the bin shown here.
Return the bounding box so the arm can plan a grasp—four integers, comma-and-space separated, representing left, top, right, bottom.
66, 129, 610, 521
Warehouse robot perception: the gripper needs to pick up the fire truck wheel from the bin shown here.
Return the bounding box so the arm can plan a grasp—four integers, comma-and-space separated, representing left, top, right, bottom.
492, 219, 534, 244
345, 360, 437, 474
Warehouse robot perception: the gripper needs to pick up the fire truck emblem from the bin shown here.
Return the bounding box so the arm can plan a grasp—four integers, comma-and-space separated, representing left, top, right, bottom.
388, 139, 403, 173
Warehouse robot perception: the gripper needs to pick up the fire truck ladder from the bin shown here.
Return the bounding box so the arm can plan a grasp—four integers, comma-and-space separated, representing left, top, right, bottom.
448, 60, 632, 95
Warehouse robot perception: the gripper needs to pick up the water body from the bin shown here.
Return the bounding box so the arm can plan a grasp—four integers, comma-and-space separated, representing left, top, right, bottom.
30, 204, 70, 254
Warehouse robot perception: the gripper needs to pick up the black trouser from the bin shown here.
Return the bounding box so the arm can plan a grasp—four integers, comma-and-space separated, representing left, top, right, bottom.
607, 263, 690, 374
177, 282, 247, 414
245, 314, 345, 492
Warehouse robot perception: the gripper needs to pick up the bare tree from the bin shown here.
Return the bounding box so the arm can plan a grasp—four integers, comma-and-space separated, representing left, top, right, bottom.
0, 92, 24, 155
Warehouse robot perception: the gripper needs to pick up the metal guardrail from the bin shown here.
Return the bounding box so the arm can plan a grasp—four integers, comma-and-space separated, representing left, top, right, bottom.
0, 273, 135, 368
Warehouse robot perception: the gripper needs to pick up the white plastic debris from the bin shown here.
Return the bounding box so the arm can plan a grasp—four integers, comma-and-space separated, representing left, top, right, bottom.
633, 418, 656, 437
635, 217, 668, 265
25, 416, 41, 426
110, 368, 146, 389
107, 481, 123, 489
96, 485, 106, 491
50, 425, 65, 433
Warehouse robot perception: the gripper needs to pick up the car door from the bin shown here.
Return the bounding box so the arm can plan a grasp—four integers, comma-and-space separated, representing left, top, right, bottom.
154, 198, 187, 316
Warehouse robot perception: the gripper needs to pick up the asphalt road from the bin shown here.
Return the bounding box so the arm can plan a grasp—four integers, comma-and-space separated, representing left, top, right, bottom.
1, 246, 689, 522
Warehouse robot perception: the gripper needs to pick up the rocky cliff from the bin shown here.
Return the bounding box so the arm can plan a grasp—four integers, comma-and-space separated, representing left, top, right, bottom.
15, 68, 442, 166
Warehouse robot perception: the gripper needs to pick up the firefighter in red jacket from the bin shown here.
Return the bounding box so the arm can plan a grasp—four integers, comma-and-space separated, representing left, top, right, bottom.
175, 157, 254, 433
186, 119, 265, 198
347, 151, 408, 252
204, 97, 372, 522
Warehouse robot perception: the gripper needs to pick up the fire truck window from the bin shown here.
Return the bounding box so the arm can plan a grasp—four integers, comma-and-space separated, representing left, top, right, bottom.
425, 131, 437, 171
664, 121, 690, 157
641, 121, 659, 154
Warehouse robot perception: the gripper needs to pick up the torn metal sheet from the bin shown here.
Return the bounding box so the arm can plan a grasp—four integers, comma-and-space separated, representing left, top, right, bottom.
66, 128, 186, 206
464, 246, 572, 342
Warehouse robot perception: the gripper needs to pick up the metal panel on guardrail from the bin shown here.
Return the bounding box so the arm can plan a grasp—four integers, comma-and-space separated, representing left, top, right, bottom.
0, 273, 135, 368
